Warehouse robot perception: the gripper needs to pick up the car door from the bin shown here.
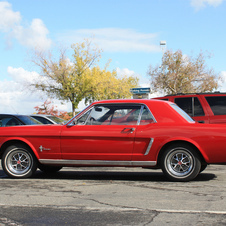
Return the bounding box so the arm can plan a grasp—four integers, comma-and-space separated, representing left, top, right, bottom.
60, 104, 141, 161
132, 106, 157, 161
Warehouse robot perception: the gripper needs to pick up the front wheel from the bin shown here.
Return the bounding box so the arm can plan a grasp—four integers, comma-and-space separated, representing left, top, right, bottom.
161, 144, 201, 182
2, 144, 37, 178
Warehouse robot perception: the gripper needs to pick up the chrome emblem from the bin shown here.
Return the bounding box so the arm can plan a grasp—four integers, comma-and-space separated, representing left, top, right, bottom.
39, 145, 51, 152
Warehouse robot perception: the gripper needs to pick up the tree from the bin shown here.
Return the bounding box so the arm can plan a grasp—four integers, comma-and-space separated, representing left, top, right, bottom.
148, 49, 220, 94
29, 40, 139, 116
34, 99, 71, 120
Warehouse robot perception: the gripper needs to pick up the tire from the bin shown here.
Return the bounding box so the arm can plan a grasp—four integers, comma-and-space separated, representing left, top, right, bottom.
161, 144, 201, 182
200, 163, 208, 173
1, 144, 37, 178
38, 164, 62, 174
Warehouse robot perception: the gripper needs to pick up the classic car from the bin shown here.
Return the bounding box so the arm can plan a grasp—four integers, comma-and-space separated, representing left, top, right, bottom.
1, 99, 226, 182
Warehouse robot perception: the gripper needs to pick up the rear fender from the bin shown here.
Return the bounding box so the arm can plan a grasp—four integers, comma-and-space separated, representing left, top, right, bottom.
157, 137, 209, 162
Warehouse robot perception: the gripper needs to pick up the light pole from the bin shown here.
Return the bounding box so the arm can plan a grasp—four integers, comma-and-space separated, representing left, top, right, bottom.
160, 40, 167, 57
160, 41, 167, 86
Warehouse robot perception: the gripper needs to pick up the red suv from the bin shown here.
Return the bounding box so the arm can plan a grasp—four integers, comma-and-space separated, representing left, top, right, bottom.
153, 92, 226, 123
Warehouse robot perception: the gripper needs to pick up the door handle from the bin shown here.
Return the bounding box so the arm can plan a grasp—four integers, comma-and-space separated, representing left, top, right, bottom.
198, 121, 205, 123
122, 128, 135, 133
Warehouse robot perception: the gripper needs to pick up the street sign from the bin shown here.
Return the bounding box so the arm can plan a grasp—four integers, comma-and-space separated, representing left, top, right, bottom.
130, 87, 150, 94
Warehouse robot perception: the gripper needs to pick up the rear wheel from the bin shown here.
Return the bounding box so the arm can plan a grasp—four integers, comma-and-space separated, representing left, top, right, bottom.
161, 144, 201, 182
2, 144, 37, 178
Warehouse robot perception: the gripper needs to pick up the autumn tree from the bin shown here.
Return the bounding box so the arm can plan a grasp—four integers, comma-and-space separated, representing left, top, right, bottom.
29, 40, 138, 116
148, 49, 220, 94
34, 99, 71, 120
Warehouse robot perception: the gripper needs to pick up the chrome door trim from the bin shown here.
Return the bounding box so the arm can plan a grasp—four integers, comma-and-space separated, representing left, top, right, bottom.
39, 159, 157, 167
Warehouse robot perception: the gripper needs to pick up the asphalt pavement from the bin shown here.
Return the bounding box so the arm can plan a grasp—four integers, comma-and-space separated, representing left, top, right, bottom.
0, 164, 226, 225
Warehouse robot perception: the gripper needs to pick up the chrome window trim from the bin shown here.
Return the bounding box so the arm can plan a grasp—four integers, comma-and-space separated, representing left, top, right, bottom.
39, 159, 157, 167
144, 138, 154, 156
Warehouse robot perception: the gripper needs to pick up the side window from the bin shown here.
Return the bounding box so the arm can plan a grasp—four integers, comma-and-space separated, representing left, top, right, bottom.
32, 116, 49, 124
0, 116, 22, 127
139, 107, 154, 125
205, 96, 226, 115
76, 109, 92, 125
175, 98, 192, 116
175, 97, 204, 117
194, 97, 205, 116
80, 105, 142, 125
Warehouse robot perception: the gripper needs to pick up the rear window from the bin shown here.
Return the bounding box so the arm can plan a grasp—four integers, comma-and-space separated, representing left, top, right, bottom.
205, 96, 226, 115
170, 104, 195, 123
175, 97, 204, 117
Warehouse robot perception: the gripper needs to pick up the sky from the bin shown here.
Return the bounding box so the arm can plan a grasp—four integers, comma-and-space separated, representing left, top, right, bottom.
1, 0, 226, 114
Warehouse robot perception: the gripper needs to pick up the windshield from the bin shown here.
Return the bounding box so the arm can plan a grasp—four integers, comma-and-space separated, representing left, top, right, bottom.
46, 115, 66, 124
17, 116, 42, 125
170, 104, 195, 123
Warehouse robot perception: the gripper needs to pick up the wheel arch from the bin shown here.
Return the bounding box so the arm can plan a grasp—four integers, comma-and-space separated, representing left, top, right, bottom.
157, 140, 206, 166
0, 139, 39, 161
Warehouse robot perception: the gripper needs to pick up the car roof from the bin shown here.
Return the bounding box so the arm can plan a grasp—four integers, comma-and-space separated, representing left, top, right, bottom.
0, 114, 27, 117
93, 99, 164, 105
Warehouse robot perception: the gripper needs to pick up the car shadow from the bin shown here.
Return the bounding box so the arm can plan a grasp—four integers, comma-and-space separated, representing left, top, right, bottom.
0, 168, 216, 182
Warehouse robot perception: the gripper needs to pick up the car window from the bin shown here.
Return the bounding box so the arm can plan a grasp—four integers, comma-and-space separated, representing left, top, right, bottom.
46, 116, 66, 124
139, 107, 155, 125
77, 105, 142, 125
0, 116, 23, 127
205, 96, 226, 115
32, 116, 50, 124
170, 104, 195, 123
17, 116, 42, 125
174, 97, 204, 117
76, 109, 92, 125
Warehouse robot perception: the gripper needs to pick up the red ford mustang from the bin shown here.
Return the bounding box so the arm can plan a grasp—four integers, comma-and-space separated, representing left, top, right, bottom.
1, 99, 226, 181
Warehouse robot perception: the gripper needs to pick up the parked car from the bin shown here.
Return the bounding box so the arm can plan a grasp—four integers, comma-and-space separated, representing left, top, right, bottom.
153, 92, 226, 123
0, 114, 42, 127
1, 99, 226, 181
30, 114, 66, 124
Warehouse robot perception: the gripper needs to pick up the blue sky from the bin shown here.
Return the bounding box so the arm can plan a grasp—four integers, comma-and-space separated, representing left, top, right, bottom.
0, 0, 226, 114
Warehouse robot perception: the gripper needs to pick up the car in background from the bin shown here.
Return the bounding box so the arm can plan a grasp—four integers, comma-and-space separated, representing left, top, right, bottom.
2, 99, 226, 182
0, 114, 42, 127
153, 92, 226, 124
30, 114, 66, 124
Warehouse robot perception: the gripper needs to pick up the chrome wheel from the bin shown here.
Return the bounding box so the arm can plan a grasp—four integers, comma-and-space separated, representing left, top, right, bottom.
2, 144, 37, 178
166, 148, 193, 177
161, 144, 201, 182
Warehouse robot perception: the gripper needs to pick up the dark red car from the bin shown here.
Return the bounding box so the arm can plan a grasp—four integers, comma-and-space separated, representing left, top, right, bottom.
1, 99, 226, 182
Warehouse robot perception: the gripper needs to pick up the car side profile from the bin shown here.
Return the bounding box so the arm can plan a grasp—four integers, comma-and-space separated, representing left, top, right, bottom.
1, 99, 226, 182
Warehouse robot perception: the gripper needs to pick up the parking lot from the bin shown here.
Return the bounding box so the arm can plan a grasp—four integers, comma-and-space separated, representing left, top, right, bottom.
0, 164, 226, 225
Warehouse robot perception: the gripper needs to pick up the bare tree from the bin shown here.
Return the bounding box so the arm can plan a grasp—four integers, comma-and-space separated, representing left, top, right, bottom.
148, 49, 220, 94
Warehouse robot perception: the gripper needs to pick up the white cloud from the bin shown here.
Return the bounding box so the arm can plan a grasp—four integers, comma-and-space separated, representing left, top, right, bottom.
58, 28, 160, 53
116, 67, 136, 77
0, 1, 51, 50
0, 67, 72, 114
191, 0, 224, 10
0, 1, 21, 32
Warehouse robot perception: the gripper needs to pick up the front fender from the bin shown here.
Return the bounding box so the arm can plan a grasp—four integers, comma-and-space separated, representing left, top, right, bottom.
0, 137, 40, 160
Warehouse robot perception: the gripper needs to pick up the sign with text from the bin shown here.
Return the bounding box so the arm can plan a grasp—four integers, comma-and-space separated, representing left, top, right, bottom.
130, 87, 150, 94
